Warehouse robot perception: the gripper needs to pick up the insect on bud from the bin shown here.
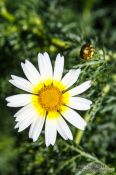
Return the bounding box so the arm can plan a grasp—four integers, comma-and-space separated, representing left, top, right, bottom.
80, 43, 95, 60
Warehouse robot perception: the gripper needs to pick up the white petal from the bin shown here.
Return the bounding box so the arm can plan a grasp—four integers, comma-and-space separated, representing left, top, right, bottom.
61, 106, 86, 130
45, 115, 57, 147
14, 123, 19, 129
21, 60, 41, 85
56, 115, 73, 140
15, 114, 32, 129
15, 109, 37, 132
15, 104, 35, 122
14, 104, 33, 117
57, 125, 68, 140
68, 97, 92, 111
38, 52, 53, 81
68, 81, 91, 96
15, 104, 45, 138
61, 69, 81, 90
6, 94, 32, 107
18, 116, 36, 132
29, 114, 45, 142
9, 75, 33, 93
53, 54, 64, 81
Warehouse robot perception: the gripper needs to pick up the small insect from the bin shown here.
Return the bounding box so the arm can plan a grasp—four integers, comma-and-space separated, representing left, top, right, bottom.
80, 43, 95, 60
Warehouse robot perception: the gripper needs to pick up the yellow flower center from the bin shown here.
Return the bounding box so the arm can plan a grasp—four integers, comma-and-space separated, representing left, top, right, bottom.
38, 85, 62, 111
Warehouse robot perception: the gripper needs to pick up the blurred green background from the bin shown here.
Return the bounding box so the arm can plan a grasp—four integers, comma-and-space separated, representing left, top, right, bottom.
0, 0, 116, 174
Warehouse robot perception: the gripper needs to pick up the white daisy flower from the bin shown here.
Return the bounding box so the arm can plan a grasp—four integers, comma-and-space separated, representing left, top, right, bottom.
6, 52, 92, 146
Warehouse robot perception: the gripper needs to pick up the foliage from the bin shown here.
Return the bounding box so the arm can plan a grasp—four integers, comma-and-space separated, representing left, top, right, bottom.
0, 0, 116, 174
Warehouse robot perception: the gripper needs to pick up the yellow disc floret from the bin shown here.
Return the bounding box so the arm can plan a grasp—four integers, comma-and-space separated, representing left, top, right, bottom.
32, 80, 70, 115
38, 85, 62, 111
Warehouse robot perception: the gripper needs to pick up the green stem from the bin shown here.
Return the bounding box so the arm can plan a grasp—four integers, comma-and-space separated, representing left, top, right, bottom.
56, 155, 79, 174
66, 144, 113, 170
